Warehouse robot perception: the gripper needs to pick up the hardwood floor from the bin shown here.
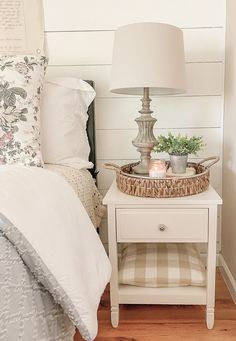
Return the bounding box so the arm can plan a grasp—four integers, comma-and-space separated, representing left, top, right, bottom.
74, 270, 236, 340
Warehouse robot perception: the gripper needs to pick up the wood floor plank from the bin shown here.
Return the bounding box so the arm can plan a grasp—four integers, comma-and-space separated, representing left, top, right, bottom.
74, 270, 236, 340
94, 322, 236, 340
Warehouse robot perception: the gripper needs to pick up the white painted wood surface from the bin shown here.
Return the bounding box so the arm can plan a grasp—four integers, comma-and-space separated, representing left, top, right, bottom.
100, 216, 222, 246
96, 128, 221, 159
46, 63, 224, 97
43, 0, 225, 30
96, 96, 222, 129
107, 204, 119, 328
119, 285, 206, 305
103, 182, 222, 206
206, 205, 218, 329
42, 0, 226, 250
45, 28, 224, 65
103, 181, 222, 328
116, 208, 208, 242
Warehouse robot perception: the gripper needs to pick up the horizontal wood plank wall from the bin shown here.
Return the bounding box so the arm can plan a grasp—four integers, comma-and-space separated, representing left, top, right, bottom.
43, 0, 226, 250
43, 0, 225, 30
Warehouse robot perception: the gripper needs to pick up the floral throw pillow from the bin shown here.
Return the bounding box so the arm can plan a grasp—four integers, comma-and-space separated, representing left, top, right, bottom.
0, 55, 47, 167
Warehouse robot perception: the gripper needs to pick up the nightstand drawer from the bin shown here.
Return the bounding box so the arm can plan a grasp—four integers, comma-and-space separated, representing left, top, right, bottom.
116, 208, 208, 242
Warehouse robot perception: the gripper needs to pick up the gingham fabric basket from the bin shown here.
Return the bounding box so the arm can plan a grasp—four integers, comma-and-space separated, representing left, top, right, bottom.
105, 156, 219, 198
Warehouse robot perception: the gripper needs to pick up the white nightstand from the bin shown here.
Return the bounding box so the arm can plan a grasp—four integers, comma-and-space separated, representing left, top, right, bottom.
103, 181, 222, 329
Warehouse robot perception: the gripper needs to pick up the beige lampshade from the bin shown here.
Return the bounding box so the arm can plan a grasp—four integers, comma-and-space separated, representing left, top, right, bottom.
110, 22, 186, 95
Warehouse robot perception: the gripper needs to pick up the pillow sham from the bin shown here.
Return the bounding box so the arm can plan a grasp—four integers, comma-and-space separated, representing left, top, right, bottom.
119, 243, 206, 288
0, 55, 47, 167
40, 77, 96, 169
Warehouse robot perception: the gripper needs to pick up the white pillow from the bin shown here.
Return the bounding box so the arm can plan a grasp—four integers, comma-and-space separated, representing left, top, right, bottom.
0, 55, 47, 167
40, 77, 96, 169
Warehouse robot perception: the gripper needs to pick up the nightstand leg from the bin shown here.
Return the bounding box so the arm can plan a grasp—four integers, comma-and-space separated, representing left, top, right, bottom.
206, 307, 214, 329
206, 205, 217, 330
111, 305, 119, 327
107, 204, 120, 328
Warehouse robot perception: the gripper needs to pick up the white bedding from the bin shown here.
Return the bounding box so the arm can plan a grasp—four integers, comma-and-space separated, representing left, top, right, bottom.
0, 165, 111, 340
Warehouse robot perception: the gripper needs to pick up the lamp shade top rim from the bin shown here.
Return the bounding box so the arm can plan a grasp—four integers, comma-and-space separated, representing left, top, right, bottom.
115, 21, 182, 31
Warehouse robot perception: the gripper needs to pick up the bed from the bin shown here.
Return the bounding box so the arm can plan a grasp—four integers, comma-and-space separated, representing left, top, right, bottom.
0, 57, 111, 341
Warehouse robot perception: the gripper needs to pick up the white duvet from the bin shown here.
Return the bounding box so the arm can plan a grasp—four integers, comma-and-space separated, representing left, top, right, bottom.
0, 165, 111, 340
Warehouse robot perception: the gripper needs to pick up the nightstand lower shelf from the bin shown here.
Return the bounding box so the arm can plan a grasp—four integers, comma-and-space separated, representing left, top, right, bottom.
119, 284, 206, 305
113, 284, 212, 329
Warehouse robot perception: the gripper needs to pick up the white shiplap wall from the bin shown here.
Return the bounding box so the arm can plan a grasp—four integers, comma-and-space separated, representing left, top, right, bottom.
43, 0, 226, 251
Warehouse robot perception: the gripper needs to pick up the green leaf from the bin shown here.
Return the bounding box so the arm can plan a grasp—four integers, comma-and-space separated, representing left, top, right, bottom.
3, 90, 16, 106
3, 81, 9, 89
19, 115, 27, 121
153, 132, 204, 155
10, 87, 27, 99
21, 108, 28, 114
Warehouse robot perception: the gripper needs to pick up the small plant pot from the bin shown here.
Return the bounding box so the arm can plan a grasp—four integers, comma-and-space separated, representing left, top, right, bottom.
169, 154, 188, 174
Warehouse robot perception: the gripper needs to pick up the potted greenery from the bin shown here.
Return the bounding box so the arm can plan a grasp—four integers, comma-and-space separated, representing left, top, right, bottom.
153, 132, 204, 174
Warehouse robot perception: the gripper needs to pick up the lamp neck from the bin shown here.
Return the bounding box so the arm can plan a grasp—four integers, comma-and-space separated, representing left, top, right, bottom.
143, 87, 149, 99
140, 87, 152, 115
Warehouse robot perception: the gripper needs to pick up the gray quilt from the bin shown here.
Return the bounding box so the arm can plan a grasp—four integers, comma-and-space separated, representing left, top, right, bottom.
0, 216, 75, 341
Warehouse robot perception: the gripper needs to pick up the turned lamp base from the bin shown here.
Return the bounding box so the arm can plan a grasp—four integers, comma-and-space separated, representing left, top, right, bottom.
132, 87, 157, 174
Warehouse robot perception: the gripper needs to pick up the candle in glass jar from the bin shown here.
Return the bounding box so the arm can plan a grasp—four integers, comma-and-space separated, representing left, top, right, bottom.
149, 159, 166, 178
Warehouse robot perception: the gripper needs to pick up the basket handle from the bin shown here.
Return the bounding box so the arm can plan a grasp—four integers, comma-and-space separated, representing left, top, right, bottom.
196, 156, 220, 169
104, 162, 121, 172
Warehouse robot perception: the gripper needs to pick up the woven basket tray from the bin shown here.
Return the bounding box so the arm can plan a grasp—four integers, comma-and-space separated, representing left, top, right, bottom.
105, 156, 219, 198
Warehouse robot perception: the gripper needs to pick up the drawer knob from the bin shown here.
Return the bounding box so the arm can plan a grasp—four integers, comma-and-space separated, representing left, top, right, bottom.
158, 224, 167, 232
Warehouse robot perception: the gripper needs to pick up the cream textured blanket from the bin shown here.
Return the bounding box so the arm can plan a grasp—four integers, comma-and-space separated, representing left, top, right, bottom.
45, 164, 105, 227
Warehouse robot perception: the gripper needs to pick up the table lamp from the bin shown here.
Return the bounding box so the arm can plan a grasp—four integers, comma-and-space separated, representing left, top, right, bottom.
110, 22, 186, 174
